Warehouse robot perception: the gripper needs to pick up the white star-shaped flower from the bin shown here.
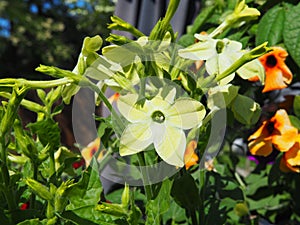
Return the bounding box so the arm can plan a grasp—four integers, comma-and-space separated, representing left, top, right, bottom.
117, 88, 206, 167
179, 34, 264, 85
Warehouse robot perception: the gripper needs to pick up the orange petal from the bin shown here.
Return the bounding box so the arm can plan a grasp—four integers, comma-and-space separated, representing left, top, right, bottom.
285, 141, 300, 166
272, 127, 298, 152
262, 69, 287, 92
273, 47, 293, 84
248, 137, 273, 156
248, 121, 269, 141
270, 109, 292, 128
270, 109, 298, 151
279, 64, 293, 84
280, 154, 300, 173
184, 140, 199, 170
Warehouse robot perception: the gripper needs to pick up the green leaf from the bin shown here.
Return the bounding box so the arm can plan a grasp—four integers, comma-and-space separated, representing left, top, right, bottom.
284, 2, 300, 67
230, 94, 261, 125
64, 206, 123, 225
162, 200, 186, 224
27, 118, 60, 148
256, 5, 285, 46
293, 95, 300, 118
289, 115, 300, 130
247, 192, 288, 211
171, 172, 200, 212
190, 5, 216, 34
245, 172, 268, 196
146, 179, 173, 225
177, 5, 216, 47
177, 34, 195, 47
61, 211, 99, 225
127, 196, 143, 225
17, 219, 44, 225
65, 159, 126, 224
66, 159, 103, 210
13, 119, 38, 160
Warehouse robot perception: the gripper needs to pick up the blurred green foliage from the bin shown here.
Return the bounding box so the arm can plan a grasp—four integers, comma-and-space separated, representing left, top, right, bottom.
0, 0, 115, 78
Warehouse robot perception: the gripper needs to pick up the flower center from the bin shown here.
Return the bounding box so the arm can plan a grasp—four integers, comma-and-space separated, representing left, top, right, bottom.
266, 55, 277, 68
266, 121, 274, 134
216, 41, 225, 54
151, 110, 165, 123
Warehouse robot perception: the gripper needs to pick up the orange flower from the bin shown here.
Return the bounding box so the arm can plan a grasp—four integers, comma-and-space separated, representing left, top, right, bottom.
249, 47, 293, 93
81, 137, 105, 167
248, 109, 298, 156
279, 135, 300, 173
184, 140, 199, 170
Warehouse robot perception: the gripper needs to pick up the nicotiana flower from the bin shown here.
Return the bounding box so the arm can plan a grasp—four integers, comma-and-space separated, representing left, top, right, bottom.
178, 34, 264, 85
248, 109, 298, 156
249, 47, 293, 93
117, 88, 206, 167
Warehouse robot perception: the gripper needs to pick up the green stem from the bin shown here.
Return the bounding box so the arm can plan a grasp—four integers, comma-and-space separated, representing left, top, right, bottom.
0, 92, 45, 114
208, 21, 229, 38
198, 169, 205, 225
47, 148, 56, 219
0, 77, 73, 89
49, 148, 56, 178
30, 163, 38, 209
191, 211, 198, 225
0, 137, 17, 215
234, 172, 246, 190
164, 0, 180, 25
84, 79, 125, 135
137, 152, 153, 200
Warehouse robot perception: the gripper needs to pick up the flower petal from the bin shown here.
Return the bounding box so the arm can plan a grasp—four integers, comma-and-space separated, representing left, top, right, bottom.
262, 69, 287, 93
237, 59, 265, 82
248, 137, 273, 156
224, 39, 243, 51
178, 39, 216, 60
117, 93, 149, 122
248, 121, 269, 141
119, 122, 153, 156
280, 154, 300, 173
184, 140, 199, 170
206, 53, 236, 84
148, 95, 172, 112
285, 141, 300, 166
167, 98, 206, 129
153, 125, 186, 167
270, 109, 298, 151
